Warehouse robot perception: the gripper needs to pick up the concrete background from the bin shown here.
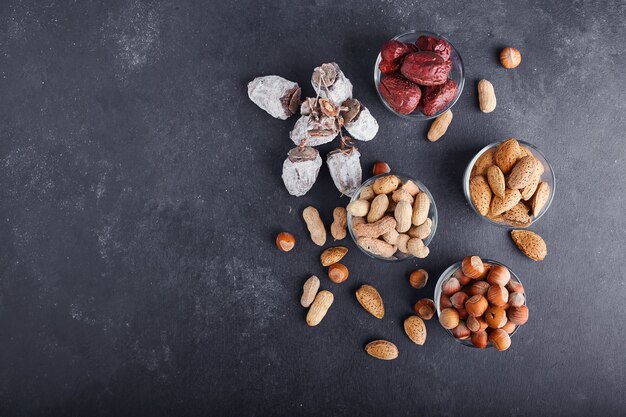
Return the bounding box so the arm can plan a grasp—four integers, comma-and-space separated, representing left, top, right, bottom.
0, 0, 625, 415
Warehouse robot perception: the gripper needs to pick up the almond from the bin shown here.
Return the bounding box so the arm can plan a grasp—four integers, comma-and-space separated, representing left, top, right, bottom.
502, 202, 532, 227
411, 192, 430, 226
487, 165, 506, 198
469, 175, 492, 216
508, 156, 542, 189
365, 340, 398, 360
521, 173, 541, 201
471, 148, 495, 178
394, 200, 412, 233
511, 230, 547, 261
404, 316, 427, 345
320, 246, 348, 266
478, 79, 496, 113
495, 138, 522, 175
408, 218, 432, 239
531, 182, 551, 217
490, 188, 522, 216
306, 290, 334, 326
427, 109, 453, 142
356, 284, 384, 319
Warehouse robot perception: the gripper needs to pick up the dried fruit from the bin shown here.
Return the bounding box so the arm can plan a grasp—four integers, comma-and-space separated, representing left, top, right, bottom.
394, 200, 413, 233
367, 194, 390, 223
248, 75, 301, 119
465, 295, 489, 317
508, 156, 542, 189
300, 275, 320, 307
381, 40, 415, 63
404, 316, 427, 345
427, 110, 453, 141
495, 138, 522, 174
511, 230, 547, 261
327, 147, 362, 197
365, 340, 398, 360
357, 237, 397, 258
320, 246, 348, 266
276, 232, 296, 252
487, 165, 506, 199
420, 79, 458, 116
462, 256, 485, 279
400, 52, 452, 86
302, 206, 326, 246
414, 298, 435, 320
489, 328, 511, 351
531, 182, 550, 217
372, 161, 391, 175
282, 146, 323, 196
490, 188, 522, 216
372, 175, 400, 194
344, 104, 379, 142
306, 290, 334, 326
469, 176, 492, 216
477, 79, 496, 113
500, 47, 522, 69
311, 62, 353, 106
439, 308, 460, 329
471, 330, 488, 349
507, 305, 529, 325
328, 263, 349, 283
356, 284, 385, 319
378, 74, 421, 114
290, 113, 338, 147
379, 59, 400, 74
330, 207, 347, 240
416, 35, 451, 60
411, 192, 430, 226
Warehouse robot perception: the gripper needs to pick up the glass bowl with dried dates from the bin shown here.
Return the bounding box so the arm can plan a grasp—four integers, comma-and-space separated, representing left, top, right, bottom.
346, 173, 437, 261
434, 257, 528, 350
374, 30, 465, 120
464, 139, 556, 228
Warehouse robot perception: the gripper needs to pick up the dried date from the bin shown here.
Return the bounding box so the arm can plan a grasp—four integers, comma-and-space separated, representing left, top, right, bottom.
381, 40, 416, 63
378, 75, 421, 115
416, 35, 451, 61
400, 52, 451, 86
420, 79, 458, 116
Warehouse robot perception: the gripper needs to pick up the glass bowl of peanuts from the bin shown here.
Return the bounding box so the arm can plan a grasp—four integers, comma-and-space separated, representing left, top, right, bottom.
346, 173, 438, 261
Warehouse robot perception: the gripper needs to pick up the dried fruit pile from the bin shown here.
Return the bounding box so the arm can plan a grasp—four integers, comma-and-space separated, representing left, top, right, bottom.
438, 256, 528, 351
248, 63, 379, 197
377, 35, 458, 116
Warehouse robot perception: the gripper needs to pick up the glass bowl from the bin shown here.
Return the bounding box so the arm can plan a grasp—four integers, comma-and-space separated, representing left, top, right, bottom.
434, 259, 526, 348
373, 30, 465, 120
347, 173, 438, 261
463, 140, 556, 228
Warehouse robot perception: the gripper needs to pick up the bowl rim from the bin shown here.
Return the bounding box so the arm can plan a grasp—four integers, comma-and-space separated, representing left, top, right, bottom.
347, 172, 438, 262
434, 259, 526, 348
373, 29, 465, 120
462, 140, 557, 228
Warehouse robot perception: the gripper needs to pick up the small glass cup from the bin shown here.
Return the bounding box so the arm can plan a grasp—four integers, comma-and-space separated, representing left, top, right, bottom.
347, 173, 438, 261
373, 30, 465, 120
434, 259, 526, 348
463, 140, 556, 228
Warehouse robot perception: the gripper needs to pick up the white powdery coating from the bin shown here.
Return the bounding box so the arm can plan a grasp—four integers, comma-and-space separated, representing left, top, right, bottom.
345, 105, 379, 142
281, 152, 322, 196
312, 63, 353, 106
327, 149, 362, 197
289, 115, 337, 147
248, 75, 298, 120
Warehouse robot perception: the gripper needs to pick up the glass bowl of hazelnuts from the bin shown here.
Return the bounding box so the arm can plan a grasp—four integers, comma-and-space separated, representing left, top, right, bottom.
434, 256, 528, 350
374, 30, 465, 120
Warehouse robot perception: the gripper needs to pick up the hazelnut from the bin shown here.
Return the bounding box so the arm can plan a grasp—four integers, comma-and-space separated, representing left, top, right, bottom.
507, 305, 529, 325
487, 265, 511, 286
500, 47, 522, 69
456, 307, 469, 320
469, 280, 490, 296
471, 331, 488, 349
439, 294, 453, 309
465, 295, 489, 317
275, 232, 296, 252
461, 256, 484, 278
409, 269, 428, 289
487, 284, 509, 307
489, 328, 512, 351
451, 321, 471, 340
439, 308, 460, 330
507, 280, 525, 294
328, 263, 349, 283
485, 306, 507, 329
450, 292, 469, 310
509, 292, 525, 308
453, 268, 472, 286
372, 161, 391, 176
466, 315, 486, 333
502, 320, 516, 334
414, 298, 435, 320
441, 277, 461, 295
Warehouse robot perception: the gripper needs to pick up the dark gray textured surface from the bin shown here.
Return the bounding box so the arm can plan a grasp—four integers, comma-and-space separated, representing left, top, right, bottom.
1, 0, 625, 415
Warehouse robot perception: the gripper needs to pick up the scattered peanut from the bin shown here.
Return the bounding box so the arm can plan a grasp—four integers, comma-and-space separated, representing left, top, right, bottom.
302, 206, 326, 246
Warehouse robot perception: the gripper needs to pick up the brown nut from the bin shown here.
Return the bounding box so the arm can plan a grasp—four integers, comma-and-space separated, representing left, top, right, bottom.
489, 328, 511, 351
465, 295, 489, 317
471, 330, 488, 349
507, 305, 529, 325
275, 232, 296, 252
469, 280, 490, 296
330, 207, 347, 241
409, 269, 429, 289
487, 284, 509, 307
502, 320, 517, 334
439, 294, 453, 309
328, 263, 349, 283
477, 79, 496, 113
439, 308, 460, 329
372, 161, 391, 176
462, 256, 485, 279
500, 47, 522, 69
372, 175, 400, 194
414, 298, 435, 320
320, 246, 348, 267
506, 280, 525, 294
449, 291, 469, 310
466, 315, 486, 333
487, 265, 511, 286
509, 292, 525, 308
485, 306, 507, 328
442, 277, 461, 296
451, 321, 471, 340
453, 268, 472, 286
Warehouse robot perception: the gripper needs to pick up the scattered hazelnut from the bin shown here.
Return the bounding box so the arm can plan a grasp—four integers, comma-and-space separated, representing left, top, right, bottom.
414, 298, 435, 320
327, 263, 349, 283
487, 284, 509, 307
500, 47, 522, 69
469, 280, 490, 296
439, 308, 460, 330
485, 306, 507, 329
487, 265, 511, 286
372, 161, 391, 176
489, 328, 512, 351
442, 277, 461, 295
471, 330, 488, 349
450, 292, 469, 310
502, 320, 516, 334
451, 321, 471, 340
461, 256, 484, 278
439, 294, 453, 309
275, 232, 296, 252
507, 305, 529, 325
465, 295, 489, 317
509, 292, 525, 308
409, 269, 429, 289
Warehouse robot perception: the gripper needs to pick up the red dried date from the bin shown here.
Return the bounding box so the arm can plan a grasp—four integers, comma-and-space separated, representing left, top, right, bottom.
400, 52, 451, 86
379, 60, 399, 74
420, 79, 458, 116
378, 74, 421, 114
416, 35, 452, 61
381, 40, 415, 63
